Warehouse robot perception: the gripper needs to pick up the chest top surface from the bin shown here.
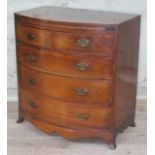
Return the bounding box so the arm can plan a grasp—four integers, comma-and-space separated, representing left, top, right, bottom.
15, 6, 139, 26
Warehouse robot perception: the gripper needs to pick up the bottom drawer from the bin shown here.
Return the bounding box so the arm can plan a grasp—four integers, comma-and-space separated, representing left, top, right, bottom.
20, 89, 113, 130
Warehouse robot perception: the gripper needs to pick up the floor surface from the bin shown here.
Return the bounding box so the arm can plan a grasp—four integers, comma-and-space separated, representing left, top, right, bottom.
8, 100, 147, 155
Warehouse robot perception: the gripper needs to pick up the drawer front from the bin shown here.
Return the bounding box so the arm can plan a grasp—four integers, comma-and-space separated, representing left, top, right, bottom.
19, 66, 112, 104
17, 44, 113, 79
16, 24, 52, 48
20, 89, 113, 129
16, 24, 114, 56
52, 32, 115, 55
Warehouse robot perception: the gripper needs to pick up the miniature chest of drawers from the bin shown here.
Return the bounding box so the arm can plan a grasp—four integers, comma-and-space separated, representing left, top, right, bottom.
15, 6, 140, 149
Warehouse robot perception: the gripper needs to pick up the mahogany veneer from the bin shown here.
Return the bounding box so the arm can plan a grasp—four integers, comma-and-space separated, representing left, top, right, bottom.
15, 6, 140, 150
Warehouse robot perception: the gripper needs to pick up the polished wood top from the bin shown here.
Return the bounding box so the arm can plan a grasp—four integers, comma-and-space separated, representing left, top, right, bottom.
15, 6, 139, 26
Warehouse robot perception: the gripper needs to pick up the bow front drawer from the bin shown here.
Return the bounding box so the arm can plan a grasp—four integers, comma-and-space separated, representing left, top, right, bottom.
19, 66, 112, 104
16, 24, 114, 56
52, 31, 115, 56
16, 24, 53, 48
20, 89, 112, 130
17, 44, 113, 79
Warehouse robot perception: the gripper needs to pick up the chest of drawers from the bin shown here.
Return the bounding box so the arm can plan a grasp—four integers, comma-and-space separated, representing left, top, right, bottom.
15, 6, 140, 149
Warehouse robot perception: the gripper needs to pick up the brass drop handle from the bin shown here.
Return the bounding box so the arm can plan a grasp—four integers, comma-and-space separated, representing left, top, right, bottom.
27, 32, 36, 40
77, 39, 90, 47
76, 113, 89, 121
26, 54, 37, 62
28, 78, 37, 85
76, 88, 88, 96
76, 62, 89, 71
29, 101, 38, 109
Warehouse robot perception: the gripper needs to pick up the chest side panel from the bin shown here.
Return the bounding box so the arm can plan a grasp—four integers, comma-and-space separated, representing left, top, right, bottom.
114, 16, 141, 129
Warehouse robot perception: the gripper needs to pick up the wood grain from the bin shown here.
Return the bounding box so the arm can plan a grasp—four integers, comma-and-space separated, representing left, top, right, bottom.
17, 43, 113, 79
16, 24, 115, 55
52, 31, 114, 55
19, 66, 112, 104
20, 89, 113, 130
15, 6, 140, 149
16, 24, 53, 49
15, 6, 139, 26
114, 16, 141, 128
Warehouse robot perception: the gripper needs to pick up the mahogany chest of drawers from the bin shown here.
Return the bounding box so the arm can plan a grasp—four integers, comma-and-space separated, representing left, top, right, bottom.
15, 6, 140, 149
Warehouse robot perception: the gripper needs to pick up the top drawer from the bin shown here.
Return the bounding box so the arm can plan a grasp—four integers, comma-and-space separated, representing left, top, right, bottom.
16, 24, 53, 49
52, 32, 115, 55
16, 24, 115, 56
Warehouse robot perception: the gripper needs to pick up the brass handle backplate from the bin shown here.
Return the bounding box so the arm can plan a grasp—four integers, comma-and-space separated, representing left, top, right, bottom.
28, 78, 37, 85
26, 54, 37, 62
76, 113, 89, 121
77, 39, 90, 47
29, 101, 38, 109
76, 62, 89, 71
27, 32, 36, 40
76, 88, 88, 96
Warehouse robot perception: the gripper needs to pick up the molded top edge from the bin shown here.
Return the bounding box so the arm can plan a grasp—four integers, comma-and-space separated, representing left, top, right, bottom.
15, 6, 140, 26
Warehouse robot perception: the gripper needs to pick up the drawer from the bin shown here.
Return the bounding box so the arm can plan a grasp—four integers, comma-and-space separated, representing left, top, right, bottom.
19, 66, 112, 104
52, 31, 115, 55
20, 89, 113, 129
17, 44, 113, 79
16, 24, 52, 48
16, 24, 115, 56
